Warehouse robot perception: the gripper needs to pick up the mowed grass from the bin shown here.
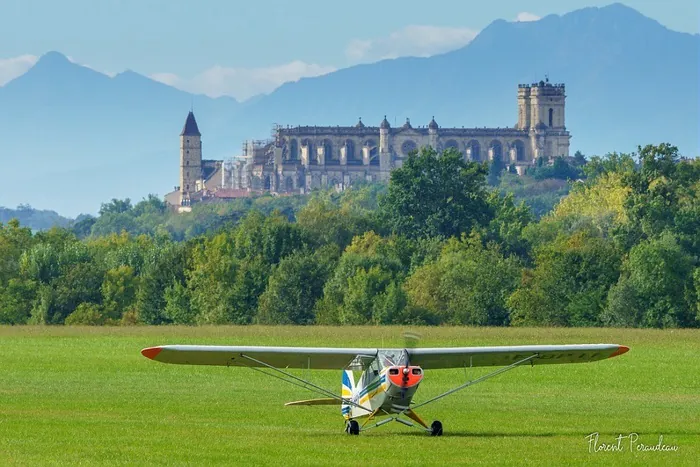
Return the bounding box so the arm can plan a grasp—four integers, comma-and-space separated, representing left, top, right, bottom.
1, 326, 698, 466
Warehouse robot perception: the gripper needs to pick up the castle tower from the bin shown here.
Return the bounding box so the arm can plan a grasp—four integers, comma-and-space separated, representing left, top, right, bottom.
529, 78, 566, 130
379, 116, 392, 179
518, 79, 570, 160
517, 85, 532, 130
179, 111, 202, 205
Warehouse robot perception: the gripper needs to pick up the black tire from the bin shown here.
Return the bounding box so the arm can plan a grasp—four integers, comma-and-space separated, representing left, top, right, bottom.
430, 420, 443, 437
347, 420, 360, 435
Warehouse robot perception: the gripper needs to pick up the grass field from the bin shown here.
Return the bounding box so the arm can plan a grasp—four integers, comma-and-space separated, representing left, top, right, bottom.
1, 326, 698, 466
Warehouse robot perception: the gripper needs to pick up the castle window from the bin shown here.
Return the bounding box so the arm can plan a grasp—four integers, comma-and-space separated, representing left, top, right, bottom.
289, 139, 299, 160
401, 140, 417, 156
186, 161, 189, 165
548, 108, 554, 127
467, 140, 481, 161
513, 140, 526, 162
489, 140, 503, 162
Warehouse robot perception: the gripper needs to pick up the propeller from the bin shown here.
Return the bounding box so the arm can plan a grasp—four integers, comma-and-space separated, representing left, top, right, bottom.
403, 331, 422, 349
400, 331, 423, 397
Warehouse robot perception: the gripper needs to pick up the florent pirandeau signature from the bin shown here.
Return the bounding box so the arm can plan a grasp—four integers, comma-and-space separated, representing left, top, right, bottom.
141, 334, 629, 436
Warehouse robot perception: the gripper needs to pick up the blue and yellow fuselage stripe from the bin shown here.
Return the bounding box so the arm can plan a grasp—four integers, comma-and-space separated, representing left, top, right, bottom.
359, 373, 387, 405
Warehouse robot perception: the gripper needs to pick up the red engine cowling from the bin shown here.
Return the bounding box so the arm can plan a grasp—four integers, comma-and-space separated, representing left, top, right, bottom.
387, 366, 423, 388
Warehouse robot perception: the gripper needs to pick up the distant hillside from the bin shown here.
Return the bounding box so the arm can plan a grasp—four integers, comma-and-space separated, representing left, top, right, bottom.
0, 3, 697, 217
0, 205, 73, 231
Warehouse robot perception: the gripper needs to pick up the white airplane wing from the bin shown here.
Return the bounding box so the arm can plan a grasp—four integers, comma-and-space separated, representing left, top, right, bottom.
407, 344, 629, 369
141, 345, 377, 370
142, 343, 628, 370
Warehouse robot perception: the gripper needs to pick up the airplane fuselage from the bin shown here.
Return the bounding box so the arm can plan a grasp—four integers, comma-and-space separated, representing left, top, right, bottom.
343, 349, 424, 420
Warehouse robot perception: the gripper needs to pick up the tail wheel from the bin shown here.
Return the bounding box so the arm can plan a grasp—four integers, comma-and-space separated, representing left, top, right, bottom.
430, 420, 443, 437
346, 420, 360, 435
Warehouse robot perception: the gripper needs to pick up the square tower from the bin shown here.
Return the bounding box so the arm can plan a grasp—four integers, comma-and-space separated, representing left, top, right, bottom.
179, 111, 202, 204
529, 79, 566, 130
518, 79, 566, 130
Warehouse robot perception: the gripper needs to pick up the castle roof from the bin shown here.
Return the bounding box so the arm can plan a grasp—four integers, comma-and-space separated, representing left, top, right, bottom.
181, 111, 201, 137
380, 115, 390, 129
428, 116, 439, 130
355, 117, 365, 128
402, 118, 412, 129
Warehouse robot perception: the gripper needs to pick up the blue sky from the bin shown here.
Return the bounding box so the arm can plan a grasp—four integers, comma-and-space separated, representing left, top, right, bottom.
1, 0, 697, 100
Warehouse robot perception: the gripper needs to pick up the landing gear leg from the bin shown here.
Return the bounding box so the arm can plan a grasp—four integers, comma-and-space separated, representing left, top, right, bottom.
346, 420, 360, 435
430, 420, 443, 437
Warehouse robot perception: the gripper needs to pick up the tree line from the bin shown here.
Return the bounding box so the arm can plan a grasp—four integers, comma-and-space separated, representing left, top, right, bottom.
0, 143, 697, 328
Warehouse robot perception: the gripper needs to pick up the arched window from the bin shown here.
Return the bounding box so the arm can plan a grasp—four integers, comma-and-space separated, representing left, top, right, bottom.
285, 177, 294, 192
489, 140, 504, 161
513, 140, 526, 161
467, 140, 481, 161
289, 139, 299, 160
548, 108, 554, 127
345, 139, 356, 161
444, 139, 460, 154
323, 139, 334, 161
401, 140, 417, 155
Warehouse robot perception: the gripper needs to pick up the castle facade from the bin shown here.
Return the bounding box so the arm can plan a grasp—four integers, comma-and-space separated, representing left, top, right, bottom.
167, 80, 571, 209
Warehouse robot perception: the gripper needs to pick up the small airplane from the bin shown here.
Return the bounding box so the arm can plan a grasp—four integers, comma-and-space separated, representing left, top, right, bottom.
141, 336, 629, 436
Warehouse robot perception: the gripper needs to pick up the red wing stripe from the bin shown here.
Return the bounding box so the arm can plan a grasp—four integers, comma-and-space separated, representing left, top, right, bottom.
608, 346, 630, 358
141, 347, 163, 360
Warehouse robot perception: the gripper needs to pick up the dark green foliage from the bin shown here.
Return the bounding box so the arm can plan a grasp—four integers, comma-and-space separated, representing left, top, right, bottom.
257, 247, 337, 325
1, 143, 697, 328
602, 233, 696, 328
405, 234, 522, 326
380, 147, 492, 239
527, 156, 583, 181
508, 229, 623, 327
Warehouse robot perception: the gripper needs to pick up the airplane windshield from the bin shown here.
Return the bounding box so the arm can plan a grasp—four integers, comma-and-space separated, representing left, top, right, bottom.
377, 349, 410, 368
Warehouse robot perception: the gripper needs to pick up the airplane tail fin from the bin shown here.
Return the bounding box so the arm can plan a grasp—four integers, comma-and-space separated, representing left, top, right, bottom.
341, 369, 355, 419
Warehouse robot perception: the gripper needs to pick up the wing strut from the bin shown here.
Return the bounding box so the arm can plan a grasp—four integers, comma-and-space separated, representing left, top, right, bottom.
358, 354, 540, 434
238, 353, 372, 414
410, 353, 539, 411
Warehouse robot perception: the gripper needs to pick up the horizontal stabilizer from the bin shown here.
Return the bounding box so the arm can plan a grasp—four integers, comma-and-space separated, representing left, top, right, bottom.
285, 398, 341, 406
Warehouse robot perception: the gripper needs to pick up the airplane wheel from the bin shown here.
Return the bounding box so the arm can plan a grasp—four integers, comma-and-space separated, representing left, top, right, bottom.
430, 420, 443, 437
346, 420, 360, 435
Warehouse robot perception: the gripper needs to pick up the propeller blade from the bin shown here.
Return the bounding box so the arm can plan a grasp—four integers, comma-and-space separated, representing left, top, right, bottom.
403, 331, 422, 349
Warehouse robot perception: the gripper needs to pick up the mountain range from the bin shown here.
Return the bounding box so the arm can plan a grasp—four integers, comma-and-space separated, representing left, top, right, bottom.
0, 3, 698, 217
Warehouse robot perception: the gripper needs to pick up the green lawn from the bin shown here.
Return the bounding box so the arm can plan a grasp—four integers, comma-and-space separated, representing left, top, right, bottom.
1, 326, 698, 466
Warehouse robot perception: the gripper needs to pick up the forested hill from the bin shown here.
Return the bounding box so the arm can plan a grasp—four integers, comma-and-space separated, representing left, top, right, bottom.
0, 205, 72, 231
0, 144, 698, 329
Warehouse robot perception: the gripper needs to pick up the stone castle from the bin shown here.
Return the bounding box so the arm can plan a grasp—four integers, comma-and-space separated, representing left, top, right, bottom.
166, 79, 570, 210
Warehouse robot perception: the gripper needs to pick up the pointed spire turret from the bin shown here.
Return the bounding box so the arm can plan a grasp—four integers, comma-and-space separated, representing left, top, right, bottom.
180, 111, 201, 137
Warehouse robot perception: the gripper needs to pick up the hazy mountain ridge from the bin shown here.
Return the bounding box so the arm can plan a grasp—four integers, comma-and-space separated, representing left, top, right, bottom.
0, 3, 697, 217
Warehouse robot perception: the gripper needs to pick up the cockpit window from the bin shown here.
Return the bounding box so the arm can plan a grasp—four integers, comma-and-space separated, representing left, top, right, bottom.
377, 349, 410, 368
